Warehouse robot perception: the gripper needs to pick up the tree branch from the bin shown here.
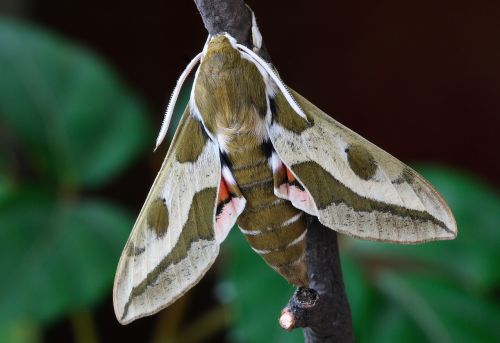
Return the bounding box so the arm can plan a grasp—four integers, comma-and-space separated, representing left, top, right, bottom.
193, 0, 252, 47
281, 218, 354, 342
193, 1, 354, 342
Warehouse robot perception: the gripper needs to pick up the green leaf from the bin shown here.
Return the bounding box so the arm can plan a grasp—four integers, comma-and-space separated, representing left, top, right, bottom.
376, 271, 453, 343
0, 321, 41, 343
374, 271, 500, 343
340, 255, 376, 341
0, 189, 131, 327
367, 302, 426, 343
0, 19, 151, 188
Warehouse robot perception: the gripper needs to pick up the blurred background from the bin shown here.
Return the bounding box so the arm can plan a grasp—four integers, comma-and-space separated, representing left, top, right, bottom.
0, 0, 499, 342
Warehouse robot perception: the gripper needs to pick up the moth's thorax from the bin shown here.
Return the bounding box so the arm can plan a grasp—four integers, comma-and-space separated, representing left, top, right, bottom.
194, 36, 269, 152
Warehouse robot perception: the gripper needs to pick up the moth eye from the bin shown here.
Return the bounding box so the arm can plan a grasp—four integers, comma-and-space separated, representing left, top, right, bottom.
345, 144, 377, 180
147, 197, 169, 237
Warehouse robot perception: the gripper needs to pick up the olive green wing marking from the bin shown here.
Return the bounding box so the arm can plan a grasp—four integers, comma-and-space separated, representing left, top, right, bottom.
113, 107, 224, 324
268, 90, 457, 243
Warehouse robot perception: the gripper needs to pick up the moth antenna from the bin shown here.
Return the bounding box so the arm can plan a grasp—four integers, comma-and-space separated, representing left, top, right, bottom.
155, 52, 203, 151
236, 44, 307, 121
245, 5, 262, 50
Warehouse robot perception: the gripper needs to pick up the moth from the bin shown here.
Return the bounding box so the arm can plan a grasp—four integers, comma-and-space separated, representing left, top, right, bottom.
113, 10, 457, 324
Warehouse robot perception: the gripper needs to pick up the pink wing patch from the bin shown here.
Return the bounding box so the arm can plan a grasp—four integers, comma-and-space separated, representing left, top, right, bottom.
214, 168, 245, 243
272, 153, 317, 216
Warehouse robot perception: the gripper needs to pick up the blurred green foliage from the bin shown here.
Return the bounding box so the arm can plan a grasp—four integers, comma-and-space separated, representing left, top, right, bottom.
221, 166, 500, 343
0, 19, 151, 339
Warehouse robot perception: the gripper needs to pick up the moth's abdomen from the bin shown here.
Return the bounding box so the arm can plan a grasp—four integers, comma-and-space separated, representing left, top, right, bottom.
227, 144, 309, 287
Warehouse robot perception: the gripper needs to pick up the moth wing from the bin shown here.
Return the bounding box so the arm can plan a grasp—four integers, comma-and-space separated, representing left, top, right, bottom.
113, 107, 238, 324
268, 89, 457, 243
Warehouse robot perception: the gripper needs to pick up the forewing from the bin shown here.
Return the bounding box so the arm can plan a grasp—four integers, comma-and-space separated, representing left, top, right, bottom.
268, 90, 457, 243
114, 107, 223, 324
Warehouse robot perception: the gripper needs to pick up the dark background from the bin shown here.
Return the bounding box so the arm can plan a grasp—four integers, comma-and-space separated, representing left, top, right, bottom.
26, 0, 500, 189
1, 0, 499, 342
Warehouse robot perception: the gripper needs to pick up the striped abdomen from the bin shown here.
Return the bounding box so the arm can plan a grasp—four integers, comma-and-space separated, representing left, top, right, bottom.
226, 143, 309, 287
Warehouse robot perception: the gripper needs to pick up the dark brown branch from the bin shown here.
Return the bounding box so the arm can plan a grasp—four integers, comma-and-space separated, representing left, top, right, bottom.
193, 0, 252, 47
193, 1, 354, 342
193, 0, 271, 60
285, 218, 354, 342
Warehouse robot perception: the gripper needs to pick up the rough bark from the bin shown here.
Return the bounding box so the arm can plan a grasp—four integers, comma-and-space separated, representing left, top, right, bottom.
278, 218, 354, 342
193, 1, 354, 342
194, 0, 252, 47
